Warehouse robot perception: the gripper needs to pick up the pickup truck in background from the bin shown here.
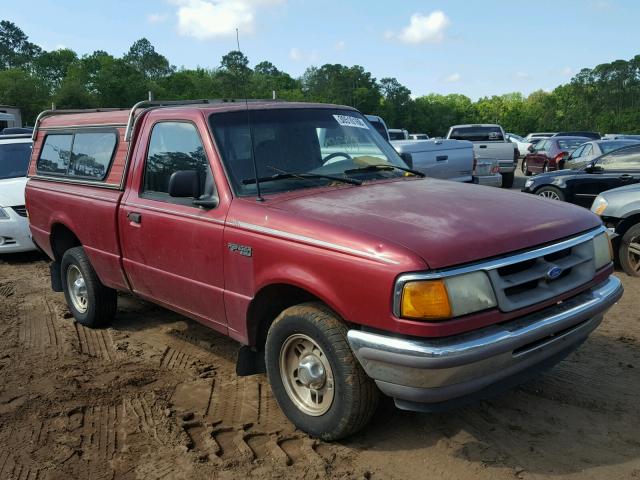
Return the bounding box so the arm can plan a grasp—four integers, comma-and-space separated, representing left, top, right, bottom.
388, 128, 409, 140
365, 114, 498, 185
26, 100, 622, 440
447, 124, 518, 188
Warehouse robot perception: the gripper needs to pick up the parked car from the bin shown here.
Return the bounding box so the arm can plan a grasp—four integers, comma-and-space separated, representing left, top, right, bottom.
388, 128, 409, 140
365, 114, 390, 141
446, 124, 518, 188
1, 127, 33, 135
553, 131, 601, 140
524, 132, 556, 141
522, 143, 640, 206
0, 134, 35, 253
366, 114, 477, 183
26, 100, 621, 440
591, 184, 640, 277
390, 139, 474, 182
409, 133, 429, 140
506, 132, 532, 157
564, 139, 640, 169
521, 136, 589, 175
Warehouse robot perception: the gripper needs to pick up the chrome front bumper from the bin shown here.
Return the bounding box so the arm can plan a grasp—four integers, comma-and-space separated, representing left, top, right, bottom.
347, 276, 623, 411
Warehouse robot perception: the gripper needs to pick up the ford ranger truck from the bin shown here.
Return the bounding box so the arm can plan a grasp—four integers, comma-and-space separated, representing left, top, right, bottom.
25, 100, 623, 440
447, 124, 518, 188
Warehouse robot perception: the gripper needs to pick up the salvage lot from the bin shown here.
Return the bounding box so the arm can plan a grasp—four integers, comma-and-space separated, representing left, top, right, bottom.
1, 245, 639, 479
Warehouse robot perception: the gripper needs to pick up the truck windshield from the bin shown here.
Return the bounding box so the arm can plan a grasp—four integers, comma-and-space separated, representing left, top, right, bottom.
449, 126, 504, 141
0, 142, 32, 180
209, 108, 409, 196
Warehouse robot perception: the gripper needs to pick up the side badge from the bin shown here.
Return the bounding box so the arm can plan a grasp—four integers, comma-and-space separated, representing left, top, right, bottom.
228, 243, 253, 257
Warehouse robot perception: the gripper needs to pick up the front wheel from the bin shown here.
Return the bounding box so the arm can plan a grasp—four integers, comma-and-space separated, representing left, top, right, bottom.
501, 171, 515, 188
265, 302, 379, 440
536, 186, 565, 201
619, 224, 640, 277
61, 246, 117, 327
522, 159, 532, 176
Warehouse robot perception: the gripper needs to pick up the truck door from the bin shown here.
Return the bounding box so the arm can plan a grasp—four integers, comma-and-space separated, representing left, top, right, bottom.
119, 119, 228, 333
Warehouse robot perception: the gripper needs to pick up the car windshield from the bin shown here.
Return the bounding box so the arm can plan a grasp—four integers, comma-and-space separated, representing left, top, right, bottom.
449, 126, 504, 141
557, 138, 588, 150
600, 140, 640, 154
209, 108, 409, 196
508, 134, 525, 142
0, 141, 32, 180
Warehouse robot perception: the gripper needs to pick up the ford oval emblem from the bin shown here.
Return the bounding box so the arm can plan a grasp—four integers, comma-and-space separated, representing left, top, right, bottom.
546, 266, 563, 280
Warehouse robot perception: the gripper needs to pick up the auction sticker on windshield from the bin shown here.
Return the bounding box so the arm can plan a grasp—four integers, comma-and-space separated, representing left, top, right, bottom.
333, 114, 369, 129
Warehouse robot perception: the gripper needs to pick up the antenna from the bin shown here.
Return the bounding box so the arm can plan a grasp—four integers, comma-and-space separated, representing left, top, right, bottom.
237, 28, 264, 202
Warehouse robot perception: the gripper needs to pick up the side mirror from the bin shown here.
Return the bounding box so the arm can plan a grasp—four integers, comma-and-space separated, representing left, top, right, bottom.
169, 170, 200, 198
585, 163, 603, 173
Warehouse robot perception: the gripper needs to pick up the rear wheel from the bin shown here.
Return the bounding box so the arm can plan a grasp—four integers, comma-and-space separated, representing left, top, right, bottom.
61, 246, 117, 327
536, 186, 564, 201
619, 224, 640, 277
522, 159, 532, 176
501, 171, 515, 188
265, 302, 379, 440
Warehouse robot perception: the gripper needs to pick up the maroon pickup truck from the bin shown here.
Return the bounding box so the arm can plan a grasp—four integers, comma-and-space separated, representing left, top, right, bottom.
25, 100, 622, 440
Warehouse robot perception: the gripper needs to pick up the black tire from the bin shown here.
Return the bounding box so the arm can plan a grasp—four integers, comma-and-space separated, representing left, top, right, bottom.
501, 171, 515, 188
619, 223, 640, 277
543, 162, 550, 173
61, 246, 117, 327
522, 159, 532, 176
536, 185, 565, 201
265, 302, 379, 440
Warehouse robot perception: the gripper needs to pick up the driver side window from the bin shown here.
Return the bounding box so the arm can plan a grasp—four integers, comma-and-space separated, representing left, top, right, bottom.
142, 121, 215, 205
598, 145, 640, 170
571, 145, 585, 158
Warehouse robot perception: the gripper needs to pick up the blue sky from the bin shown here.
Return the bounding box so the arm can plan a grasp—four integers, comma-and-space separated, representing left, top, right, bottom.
5, 0, 639, 99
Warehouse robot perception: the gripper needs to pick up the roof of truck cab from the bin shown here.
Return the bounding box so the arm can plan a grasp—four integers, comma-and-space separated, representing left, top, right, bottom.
37, 102, 357, 129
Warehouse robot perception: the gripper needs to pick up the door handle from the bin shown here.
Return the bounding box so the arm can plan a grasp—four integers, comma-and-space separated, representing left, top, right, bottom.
479, 145, 488, 149
127, 212, 142, 224
436, 155, 448, 161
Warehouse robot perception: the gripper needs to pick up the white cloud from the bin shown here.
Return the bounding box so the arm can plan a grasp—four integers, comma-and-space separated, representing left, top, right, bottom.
443, 73, 461, 83
387, 11, 450, 44
334, 40, 346, 51
172, 0, 285, 40
148, 13, 169, 23
289, 47, 319, 63
561, 66, 574, 76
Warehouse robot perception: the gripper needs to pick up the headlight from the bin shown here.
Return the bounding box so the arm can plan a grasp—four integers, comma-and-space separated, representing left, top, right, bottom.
399, 271, 497, 321
0, 207, 9, 220
593, 232, 613, 270
591, 196, 608, 216
524, 179, 534, 189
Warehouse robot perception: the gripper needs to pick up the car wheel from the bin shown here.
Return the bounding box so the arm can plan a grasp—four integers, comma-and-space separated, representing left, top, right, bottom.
536, 186, 565, 201
61, 246, 117, 327
522, 159, 531, 176
543, 162, 550, 173
265, 302, 379, 440
619, 224, 640, 277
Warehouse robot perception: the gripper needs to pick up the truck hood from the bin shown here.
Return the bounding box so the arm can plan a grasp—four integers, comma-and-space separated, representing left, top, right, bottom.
0, 177, 27, 207
267, 178, 601, 269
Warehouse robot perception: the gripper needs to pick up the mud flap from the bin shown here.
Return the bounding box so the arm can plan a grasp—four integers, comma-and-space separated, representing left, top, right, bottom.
50, 262, 63, 292
236, 346, 266, 376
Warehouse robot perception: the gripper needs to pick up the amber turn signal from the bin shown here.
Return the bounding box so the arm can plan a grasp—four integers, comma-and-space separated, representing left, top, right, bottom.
401, 280, 452, 320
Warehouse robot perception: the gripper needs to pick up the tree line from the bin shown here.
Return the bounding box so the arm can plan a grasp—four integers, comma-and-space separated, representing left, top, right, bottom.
1, 20, 639, 136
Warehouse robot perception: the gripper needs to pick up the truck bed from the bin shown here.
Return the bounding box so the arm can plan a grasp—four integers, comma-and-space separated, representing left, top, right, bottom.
391, 139, 474, 182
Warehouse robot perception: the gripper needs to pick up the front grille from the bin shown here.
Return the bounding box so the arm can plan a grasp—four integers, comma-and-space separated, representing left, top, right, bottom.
487, 239, 595, 312
10, 205, 27, 217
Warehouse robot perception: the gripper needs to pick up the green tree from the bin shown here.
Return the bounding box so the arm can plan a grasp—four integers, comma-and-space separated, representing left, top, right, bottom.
124, 38, 173, 79
0, 69, 49, 122
34, 48, 79, 91
0, 21, 42, 70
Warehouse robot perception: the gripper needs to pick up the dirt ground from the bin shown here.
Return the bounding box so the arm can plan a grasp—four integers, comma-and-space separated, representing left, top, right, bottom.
0, 252, 639, 480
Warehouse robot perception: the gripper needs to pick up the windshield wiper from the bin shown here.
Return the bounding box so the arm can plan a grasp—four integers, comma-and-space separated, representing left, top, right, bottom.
344, 164, 426, 177
242, 172, 362, 186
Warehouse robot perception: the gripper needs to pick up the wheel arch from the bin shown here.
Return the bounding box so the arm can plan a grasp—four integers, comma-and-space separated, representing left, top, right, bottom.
50, 223, 82, 262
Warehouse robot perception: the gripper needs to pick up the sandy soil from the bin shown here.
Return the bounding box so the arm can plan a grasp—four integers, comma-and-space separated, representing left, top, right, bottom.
0, 252, 639, 480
